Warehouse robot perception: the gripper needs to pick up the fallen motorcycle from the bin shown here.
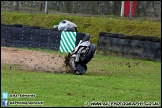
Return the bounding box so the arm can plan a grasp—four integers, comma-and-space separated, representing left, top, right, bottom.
64, 33, 96, 75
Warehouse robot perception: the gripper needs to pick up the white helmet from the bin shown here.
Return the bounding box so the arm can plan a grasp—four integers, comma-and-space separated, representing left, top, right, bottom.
57, 20, 78, 32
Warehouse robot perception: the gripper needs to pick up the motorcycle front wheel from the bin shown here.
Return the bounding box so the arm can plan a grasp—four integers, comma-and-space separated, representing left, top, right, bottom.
80, 44, 96, 64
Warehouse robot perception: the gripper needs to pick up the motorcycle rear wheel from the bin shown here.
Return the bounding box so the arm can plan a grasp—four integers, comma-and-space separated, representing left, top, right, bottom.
74, 63, 87, 75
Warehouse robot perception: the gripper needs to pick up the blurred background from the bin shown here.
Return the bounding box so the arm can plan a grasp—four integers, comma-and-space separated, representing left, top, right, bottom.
1, 1, 161, 20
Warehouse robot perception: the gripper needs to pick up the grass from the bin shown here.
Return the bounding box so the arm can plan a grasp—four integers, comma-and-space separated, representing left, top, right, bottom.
1, 8, 161, 106
1, 48, 161, 107
1, 11, 161, 45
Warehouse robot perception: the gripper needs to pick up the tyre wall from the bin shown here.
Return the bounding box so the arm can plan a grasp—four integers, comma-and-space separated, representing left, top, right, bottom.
1, 24, 86, 52
97, 32, 161, 62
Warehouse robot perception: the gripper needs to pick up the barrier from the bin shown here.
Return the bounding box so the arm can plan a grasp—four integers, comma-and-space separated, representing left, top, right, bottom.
1, 24, 86, 52
1, 24, 161, 62
97, 32, 161, 62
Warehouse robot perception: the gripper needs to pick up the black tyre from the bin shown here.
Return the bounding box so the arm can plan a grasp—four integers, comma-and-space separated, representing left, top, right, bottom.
14, 24, 24, 27
105, 34, 112, 37
125, 36, 133, 39
99, 32, 111, 36
132, 36, 138, 40
74, 63, 87, 75
152, 37, 160, 42
111, 34, 125, 38
31, 26, 44, 29
80, 44, 96, 64
138, 36, 146, 41
145, 36, 154, 41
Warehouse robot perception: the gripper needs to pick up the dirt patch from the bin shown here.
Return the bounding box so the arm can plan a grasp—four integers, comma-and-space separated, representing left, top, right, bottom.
1, 47, 72, 74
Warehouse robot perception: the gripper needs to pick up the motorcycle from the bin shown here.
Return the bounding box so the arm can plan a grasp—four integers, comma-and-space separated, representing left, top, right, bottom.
64, 33, 96, 75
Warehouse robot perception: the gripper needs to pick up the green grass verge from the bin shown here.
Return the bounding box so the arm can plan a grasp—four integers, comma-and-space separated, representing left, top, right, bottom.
1, 11, 161, 45
1, 48, 161, 107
